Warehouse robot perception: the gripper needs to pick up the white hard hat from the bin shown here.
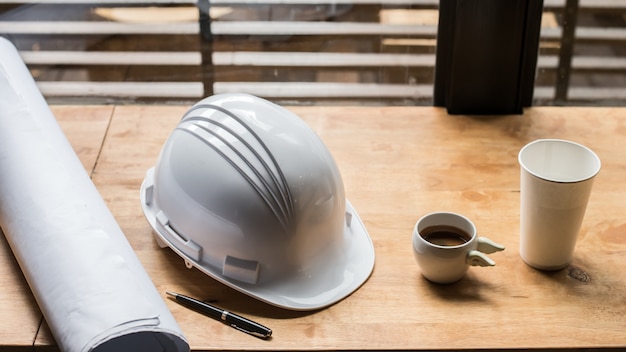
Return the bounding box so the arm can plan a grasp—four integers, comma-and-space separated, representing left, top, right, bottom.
140, 93, 375, 310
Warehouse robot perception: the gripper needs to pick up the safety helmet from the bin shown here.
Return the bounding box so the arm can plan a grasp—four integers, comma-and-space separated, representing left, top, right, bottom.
140, 93, 375, 310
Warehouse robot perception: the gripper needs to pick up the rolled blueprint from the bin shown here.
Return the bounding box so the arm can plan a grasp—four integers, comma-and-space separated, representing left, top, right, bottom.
0, 38, 189, 352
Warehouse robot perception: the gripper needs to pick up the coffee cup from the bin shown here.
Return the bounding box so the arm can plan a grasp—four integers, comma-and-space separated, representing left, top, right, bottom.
412, 212, 505, 284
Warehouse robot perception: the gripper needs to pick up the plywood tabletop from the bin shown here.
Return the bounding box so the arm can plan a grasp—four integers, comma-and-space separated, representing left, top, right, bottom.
2, 105, 625, 351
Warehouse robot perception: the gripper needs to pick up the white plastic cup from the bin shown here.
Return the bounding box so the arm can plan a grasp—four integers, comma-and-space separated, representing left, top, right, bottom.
518, 139, 601, 270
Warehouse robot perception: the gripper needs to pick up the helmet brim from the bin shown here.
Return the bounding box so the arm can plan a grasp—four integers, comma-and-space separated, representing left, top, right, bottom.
140, 173, 375, 311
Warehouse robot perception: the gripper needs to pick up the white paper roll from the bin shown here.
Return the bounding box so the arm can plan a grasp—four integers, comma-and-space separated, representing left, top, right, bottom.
0, 37, 189, 352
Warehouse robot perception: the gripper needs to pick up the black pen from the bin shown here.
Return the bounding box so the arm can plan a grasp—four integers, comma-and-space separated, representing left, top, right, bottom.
166, 291, 272, 339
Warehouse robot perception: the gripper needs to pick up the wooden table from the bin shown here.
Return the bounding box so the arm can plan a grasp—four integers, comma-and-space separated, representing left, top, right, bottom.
1, 105, 625, 351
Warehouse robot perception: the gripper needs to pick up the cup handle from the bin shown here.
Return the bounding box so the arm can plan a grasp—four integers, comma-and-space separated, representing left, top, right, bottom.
477, 237, 505, 254
466, 250, 496, 267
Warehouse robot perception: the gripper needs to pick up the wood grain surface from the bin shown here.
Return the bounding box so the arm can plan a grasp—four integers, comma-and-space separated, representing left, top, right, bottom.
2, 105, 625, 351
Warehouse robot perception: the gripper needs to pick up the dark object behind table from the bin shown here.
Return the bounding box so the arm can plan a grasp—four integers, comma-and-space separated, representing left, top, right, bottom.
434, 0, 544, 115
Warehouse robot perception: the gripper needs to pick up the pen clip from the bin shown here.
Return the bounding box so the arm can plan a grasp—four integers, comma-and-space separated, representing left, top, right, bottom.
230, 324, 271, 339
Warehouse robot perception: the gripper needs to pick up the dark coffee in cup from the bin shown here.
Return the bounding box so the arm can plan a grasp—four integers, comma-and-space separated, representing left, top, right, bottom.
421, 225, 471, 246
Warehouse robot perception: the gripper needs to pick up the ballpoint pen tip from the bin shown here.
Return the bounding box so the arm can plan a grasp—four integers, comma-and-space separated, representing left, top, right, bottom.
165, 291, 177, 298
